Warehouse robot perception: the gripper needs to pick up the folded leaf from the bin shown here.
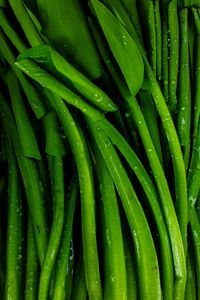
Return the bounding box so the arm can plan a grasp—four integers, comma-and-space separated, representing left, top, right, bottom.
43, 111, 67, 156
91, 0, 144, 96
17, 45, 117, 112
37, 0, 103, 79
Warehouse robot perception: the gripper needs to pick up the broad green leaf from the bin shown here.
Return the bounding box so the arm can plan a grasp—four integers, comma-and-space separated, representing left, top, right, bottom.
43, 111, 67, 156
17, 45, 117, 112
6, 69, 41, 160
37, 0, 103, 79
91, 0, 144, 96
15, 58, 104, 122
0, 29, 46, 118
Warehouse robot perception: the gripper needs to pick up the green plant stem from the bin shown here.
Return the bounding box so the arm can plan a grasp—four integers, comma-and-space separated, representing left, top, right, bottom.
94, 145, 127, 300
155, 0, 162, 82
71, 253, 87, 300
189, 207, 200, 299
8, 0, 43, 46
177, 8, 191, 170
0, 9, 27, 52
123, 233, 137, 300
168, 0, 179, 113
184, 242, 196, 299
144, 59, 188, 257
43, 92, 102, 300
161, 2, 169, 100
53, 173, 78, 300
38, 156, 65, 299
5, 143, 22, 300
88, 122, 162, 300
25, 218, 38, 300
148, 1, 157, 74
0, 93, 48, 266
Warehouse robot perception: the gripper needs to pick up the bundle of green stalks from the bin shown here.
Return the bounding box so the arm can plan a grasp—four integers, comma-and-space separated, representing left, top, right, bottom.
0, 0, 200, 299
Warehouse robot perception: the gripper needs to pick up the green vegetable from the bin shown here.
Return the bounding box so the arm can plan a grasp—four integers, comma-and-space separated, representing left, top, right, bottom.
1, 1, 200, 299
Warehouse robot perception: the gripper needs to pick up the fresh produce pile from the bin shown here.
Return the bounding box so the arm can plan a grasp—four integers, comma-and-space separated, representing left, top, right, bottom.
0, 0, 200, 299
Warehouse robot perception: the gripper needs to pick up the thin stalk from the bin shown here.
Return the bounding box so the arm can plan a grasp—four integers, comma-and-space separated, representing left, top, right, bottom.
71, 253, 87, 300
38, 156, 65, 299
8, 0, 43, 46
88, 122, 162, 300
42, 92, 102, 300
184, 241, 196, 299
123, 230, 137, 300
192, 8, 200, 138
5, 143, 22, 300
148, 1, 157, 74
0, 93, 48, 266
53, 173, 78, 300
189, 207, 200, 299
0, 9, 27, 52
168, 0, 179, 113
94, 144, 127, 300
125, 95, 186, 298
161, 1, 169, 100
177, 8, 191, 170
25, 218, 38, 300
139, 90, 163, 165
155, 0, 162, 82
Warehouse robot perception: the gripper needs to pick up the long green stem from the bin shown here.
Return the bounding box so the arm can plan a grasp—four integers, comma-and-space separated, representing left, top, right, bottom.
94, 144, 127, 300
38, 156, 65, 299
25, 218, 38, 300
0, 93, 48, 266
43, 92, 102, 300
88, 122, 162, 300
53, 173, 78, 300
177, 8, 191, 170
5, 143, 22, 300
168, 0, 179, 113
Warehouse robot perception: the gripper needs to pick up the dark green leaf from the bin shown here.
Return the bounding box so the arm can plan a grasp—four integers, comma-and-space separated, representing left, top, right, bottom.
17, 45, 117, 112
91, 0, 144, 96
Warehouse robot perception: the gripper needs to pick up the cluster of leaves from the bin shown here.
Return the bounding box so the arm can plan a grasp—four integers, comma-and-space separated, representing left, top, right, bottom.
0, 0, 200, 299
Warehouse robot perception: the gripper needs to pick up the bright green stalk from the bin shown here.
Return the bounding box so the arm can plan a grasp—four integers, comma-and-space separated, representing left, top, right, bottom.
0, 9, 27, 52
189, 207, 200, 299
8, 0, 43, 46
161, 2, 169, 100
185, 244, 196, 299
148, 1, 157, 74
144, 58, 188, 258
40, 92, 102, 300
5, 143, 22, 300
0, 29, 46, 119
71, 253, 87, 300
139, 90, 163, 165
6, 69, 41, 160
155, 0, 162, 82
177, 8, 191, 170
53, 173, 78, 300
88, 123, 162, 300
38, 156, 65, 299
192, 8, 200, 138
25, 218, 38, 300
168, 0, 179, 113
94, 145, 127, 300
0, 93, 48, 266
123, 231, 137, 300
